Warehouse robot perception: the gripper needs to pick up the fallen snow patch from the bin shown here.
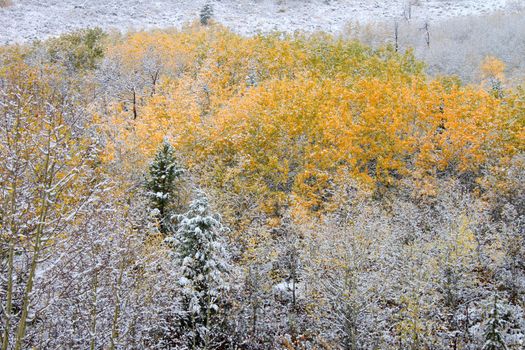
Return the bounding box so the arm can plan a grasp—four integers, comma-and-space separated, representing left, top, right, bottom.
0, 0, 517, 44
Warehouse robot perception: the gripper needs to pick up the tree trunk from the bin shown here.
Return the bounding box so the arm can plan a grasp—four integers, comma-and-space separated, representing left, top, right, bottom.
13, 128, 54, 350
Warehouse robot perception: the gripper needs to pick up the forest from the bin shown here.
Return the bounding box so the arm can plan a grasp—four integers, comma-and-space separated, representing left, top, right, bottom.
0, 15, 524, 350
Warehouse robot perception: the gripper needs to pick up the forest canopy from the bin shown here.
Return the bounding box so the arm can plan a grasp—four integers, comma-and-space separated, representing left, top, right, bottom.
1, 22, 524, 349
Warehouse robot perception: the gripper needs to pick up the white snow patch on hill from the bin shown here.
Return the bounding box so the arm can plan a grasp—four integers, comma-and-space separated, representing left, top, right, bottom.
0, 0, 519, 43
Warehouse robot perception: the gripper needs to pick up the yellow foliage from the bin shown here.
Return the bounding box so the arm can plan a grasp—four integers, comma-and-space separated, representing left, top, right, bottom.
0, 51, 103, 242
481, 55, 506, 82
99, 25, 523, 225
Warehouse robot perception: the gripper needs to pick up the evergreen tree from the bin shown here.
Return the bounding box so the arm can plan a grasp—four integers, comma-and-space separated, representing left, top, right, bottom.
169, 190, 230, 349
200, 3, 214, 26
490, 77, 504, 99
483, 296, 507, 350
145, 140, 184, 234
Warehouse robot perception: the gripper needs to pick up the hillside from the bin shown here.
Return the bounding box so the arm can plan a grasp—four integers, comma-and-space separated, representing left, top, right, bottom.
0, 3, 524, 350
0, 0, 516, 43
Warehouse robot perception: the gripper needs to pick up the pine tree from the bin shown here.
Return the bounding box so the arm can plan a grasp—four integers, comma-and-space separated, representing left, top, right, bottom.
200, 3, 214, 26
145, 140, 184, 235
169, 190, 230, 349
483, 296, 508, 350
490, 77, 504, 99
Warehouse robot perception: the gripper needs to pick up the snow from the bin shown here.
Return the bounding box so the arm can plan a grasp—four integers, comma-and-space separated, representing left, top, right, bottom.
1, 0, 516, 44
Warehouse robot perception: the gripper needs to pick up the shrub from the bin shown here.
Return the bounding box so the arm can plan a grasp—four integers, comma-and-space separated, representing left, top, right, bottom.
45, 27, 107, 71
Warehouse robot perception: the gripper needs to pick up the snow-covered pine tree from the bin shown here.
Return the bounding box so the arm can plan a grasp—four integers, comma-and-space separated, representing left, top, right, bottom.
169, 190, 230, 349
200, 3, 214, 26
483, 296, 508, 350
145, 140, 184, 235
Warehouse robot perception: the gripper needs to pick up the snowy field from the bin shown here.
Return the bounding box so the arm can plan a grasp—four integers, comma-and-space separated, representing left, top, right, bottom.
0, 0, 520, 44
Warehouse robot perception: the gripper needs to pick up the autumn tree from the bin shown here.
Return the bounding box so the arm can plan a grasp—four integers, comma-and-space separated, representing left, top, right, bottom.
0, 52, 101, 350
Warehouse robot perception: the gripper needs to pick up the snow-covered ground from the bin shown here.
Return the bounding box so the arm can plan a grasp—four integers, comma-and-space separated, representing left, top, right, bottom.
0, 0, 519, 44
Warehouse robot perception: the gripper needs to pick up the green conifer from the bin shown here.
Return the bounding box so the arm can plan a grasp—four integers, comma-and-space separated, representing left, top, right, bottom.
145, 140, 183, 234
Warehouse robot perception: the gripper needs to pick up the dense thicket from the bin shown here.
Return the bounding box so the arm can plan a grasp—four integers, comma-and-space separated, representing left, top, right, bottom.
1, 23, 524, 349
